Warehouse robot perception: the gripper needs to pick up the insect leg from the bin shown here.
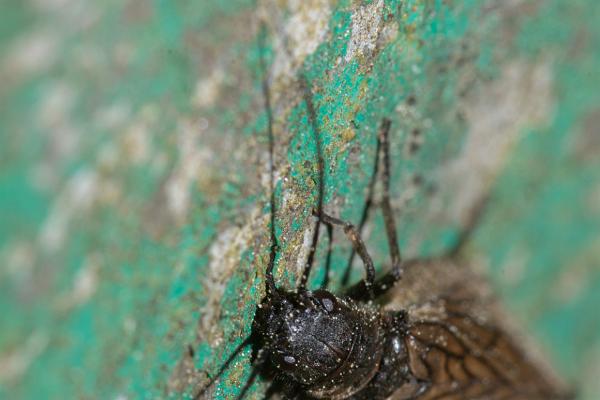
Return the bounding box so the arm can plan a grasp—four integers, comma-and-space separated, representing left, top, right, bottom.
194, 337, 253, 399
345, 119, 404, 301
378, 118, 402, 271
447, 192, 492, 258
236, 367, 260, 400
345, 260, 421, 301
233, 345, 273, 400
316, 211, 376, 297
341, 123, 382, 286
263, 382, 279, 400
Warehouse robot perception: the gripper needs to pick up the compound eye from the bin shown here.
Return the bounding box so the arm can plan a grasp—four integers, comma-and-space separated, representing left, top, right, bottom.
274, 352, 297, 372
283, 355, 296, 365
312, 290, 338, 313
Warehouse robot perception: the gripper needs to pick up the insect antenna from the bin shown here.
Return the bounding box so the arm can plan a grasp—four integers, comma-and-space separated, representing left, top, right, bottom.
258, 22, 279, 296
194, 22, 281, 400
265, 17, 327, 292
297, 75, 326, 291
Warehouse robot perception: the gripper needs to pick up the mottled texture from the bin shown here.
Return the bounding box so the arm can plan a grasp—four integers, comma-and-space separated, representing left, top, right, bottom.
0, 1, 599, 399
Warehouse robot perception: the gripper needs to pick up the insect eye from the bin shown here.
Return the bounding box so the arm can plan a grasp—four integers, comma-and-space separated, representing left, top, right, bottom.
274, 353, 297, 371
312, 290, 338, 313
283, 355, 296, 365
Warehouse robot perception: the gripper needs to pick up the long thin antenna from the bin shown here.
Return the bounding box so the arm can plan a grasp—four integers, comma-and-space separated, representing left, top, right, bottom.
299, 75, 325, 290
258, 23, 278, 295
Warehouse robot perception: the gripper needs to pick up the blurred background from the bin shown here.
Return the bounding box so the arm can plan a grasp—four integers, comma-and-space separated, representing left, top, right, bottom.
1, 1, 599, 399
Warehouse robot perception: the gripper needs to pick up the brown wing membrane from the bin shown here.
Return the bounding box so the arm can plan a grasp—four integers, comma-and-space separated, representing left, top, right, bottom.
385, 259, 571, 400
401, 303, 564, 400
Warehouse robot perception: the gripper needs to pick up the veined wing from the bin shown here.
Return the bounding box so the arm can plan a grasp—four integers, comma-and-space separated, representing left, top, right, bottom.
385, 259, 571, 400
398, 300, 569, 400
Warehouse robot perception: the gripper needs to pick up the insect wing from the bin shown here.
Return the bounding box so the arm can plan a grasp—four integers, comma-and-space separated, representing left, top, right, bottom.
400, 305, 563, 399
385, 260, 570, 400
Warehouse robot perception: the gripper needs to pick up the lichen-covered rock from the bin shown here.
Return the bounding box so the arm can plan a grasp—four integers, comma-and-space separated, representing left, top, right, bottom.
1, 1, 599, 399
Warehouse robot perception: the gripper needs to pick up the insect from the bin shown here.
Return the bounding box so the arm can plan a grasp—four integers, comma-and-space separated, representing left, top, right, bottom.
195, 26, 572, 400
